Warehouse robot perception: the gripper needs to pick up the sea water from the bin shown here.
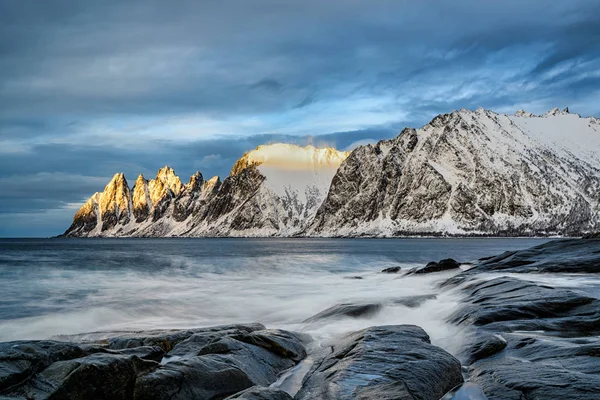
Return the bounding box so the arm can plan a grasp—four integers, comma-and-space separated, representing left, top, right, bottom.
0, 238, 549, 353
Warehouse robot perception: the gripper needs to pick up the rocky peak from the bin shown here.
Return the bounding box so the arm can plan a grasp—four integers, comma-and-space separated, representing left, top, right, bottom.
544, 107, 570, 117
132, 174, 151, 222
98, 173, 131, 230
186, 171, 204, 192
155, 166, 184, 195
514, 109, 536, 117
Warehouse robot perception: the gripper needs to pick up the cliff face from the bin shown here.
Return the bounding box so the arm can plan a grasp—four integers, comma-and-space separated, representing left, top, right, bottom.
63, 108, 600, 237
309, 108, 600, 236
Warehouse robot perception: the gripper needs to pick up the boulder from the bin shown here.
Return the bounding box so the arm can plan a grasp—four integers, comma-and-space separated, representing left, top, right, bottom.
295, 325, 463, 400
134, 335, 302, 400
303, 303, 382, 323
381, 266, 401, 273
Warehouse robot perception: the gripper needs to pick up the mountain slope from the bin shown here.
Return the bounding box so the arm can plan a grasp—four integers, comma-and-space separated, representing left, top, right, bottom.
308, 108, 600, 236
62, 144, 349, 237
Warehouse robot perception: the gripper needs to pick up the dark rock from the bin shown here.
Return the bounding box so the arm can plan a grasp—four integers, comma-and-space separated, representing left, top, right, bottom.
381, 266, 401, 273
0, 341, 90, 393
472, 238, 600, 274
10, 353, 158, 400
468, 335, 600, 400
449, 277, 600, 335
224, 386, 293, 399
106, 323, 265, 351
295, 325, 463, 400
134, 335, 301, 400
392, 294, 437, 308
0, 324, 305, 400
233, 329, 307, 362
344, 276, 364, 279
303, 303, 382, 323
418, 258, 461, 274
465, 334, 506, 364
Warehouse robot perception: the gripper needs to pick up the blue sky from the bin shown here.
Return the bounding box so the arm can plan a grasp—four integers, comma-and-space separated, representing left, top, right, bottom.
1, 0, 599, 237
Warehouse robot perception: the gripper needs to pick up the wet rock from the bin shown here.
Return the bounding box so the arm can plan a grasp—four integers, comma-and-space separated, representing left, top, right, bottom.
296, 325, 463, 400
381, 266, 401, 273
224, 386, 293, 399
134, 335, 302, 400
344, 276, 364, 279
473, 238, 600, 274
450, 277, 600, 335
10, 353, 158, 400
392, 294, 437, 308
233, 329, 307, 362
0, 341, 90, 393
465, 334, 506, 364
418, 258, 461, 274
0, 324, 305, 400
303, 303, 382, 323
106, 323, 265, 351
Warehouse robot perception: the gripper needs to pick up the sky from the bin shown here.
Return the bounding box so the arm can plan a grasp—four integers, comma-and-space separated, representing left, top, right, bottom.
1, 0, 599, 237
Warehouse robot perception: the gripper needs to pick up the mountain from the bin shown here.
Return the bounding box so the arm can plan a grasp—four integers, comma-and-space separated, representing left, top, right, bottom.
308, 107, 600, 236
63, 108, 600, 237
62, 144, 349, 237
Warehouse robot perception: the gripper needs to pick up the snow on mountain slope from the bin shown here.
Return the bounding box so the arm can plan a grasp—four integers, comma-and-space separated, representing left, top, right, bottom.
62, 144, 349, 237
309, 108, 600, 236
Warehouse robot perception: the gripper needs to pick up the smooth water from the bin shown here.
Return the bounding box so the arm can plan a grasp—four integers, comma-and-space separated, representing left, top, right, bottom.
0, 238, 549, 352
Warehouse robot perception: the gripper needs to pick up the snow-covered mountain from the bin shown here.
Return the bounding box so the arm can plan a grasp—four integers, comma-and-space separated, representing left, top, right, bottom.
309, 107, 600, 236
63, 108, 600, 237
62, 144, 349, 237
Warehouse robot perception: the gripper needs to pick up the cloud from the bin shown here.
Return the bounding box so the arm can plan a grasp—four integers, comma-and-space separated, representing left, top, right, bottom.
1, 0, 599, 236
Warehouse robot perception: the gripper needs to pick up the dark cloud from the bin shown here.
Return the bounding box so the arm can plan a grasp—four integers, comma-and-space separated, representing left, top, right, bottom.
0, 0, 599, 236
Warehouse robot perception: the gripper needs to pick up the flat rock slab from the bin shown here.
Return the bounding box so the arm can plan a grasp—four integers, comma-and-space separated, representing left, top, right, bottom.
295, 325, 463, 400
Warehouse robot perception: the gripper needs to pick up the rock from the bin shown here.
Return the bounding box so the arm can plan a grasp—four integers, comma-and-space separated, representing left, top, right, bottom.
233, 329, 307, 362
295, 325, 463, 400
392, 294, 437, 308
134, 335, 302, 400
9, 353, 158, 400
303, 303, 382, 323
417, 259, 461, 274
381, 266, 401, 273
224, 386, 293, 399
0, 324, 306, 400
472, 238, 600, 274
106, 323, 265, 351
468, 335, 600, 400
0, 341, 90, 393
446, 239, 600, 399
465, 334, 506, 364
344, 276, 364, 279
449, 277, 600, 335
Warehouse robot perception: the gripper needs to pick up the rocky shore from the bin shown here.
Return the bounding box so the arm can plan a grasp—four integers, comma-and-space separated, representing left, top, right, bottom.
1, 237, 599, 399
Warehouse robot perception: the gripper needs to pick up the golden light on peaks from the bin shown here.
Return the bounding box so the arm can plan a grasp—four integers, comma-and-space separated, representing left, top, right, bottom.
242, 143, 350, 171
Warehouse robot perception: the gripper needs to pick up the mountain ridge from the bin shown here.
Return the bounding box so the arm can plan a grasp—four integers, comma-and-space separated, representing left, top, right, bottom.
62, 108, 600, 237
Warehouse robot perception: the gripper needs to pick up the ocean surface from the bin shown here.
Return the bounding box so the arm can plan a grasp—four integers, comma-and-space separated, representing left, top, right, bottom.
0, 238, 551, 352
